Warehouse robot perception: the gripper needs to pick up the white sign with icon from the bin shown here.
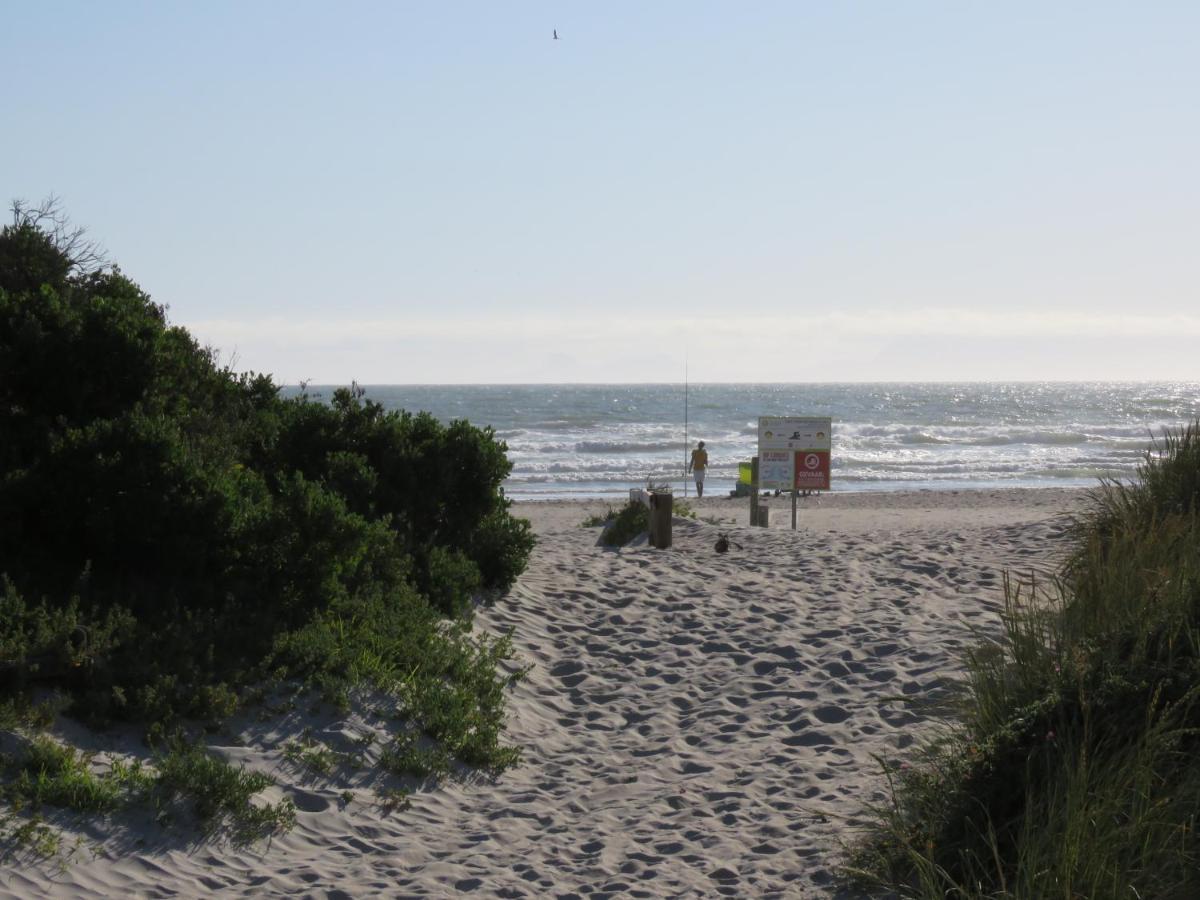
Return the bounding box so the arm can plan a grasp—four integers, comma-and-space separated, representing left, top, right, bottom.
758, 417, 832, 453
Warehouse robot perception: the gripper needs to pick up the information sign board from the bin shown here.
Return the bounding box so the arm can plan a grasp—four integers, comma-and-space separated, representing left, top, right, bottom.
757, 417, 832, 491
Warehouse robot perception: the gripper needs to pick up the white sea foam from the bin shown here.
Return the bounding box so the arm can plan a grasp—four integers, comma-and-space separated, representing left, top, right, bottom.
287, 383, 1200, 498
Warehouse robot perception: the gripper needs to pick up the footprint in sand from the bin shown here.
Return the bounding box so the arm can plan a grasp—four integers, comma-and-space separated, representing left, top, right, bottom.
782, 730, 835, 747
289, 788, 331, 813
824, 660, 852, 678
813, 705, 851, 724
550, 660, 589, 688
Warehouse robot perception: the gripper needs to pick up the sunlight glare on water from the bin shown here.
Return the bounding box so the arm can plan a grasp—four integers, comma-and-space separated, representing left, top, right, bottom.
285, 383, 1200, 499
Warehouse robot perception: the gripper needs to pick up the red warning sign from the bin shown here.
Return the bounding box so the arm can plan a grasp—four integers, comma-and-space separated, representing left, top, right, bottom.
794, 450, 831, 491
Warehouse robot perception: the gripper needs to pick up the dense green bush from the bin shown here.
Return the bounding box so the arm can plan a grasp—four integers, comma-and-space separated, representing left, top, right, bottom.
254, 388, 534, 611
848, 423, 1200, 899
0, 204, 533, 766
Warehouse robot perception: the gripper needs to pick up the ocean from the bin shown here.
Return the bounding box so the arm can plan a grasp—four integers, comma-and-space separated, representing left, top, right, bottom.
291, 383, 1200, 500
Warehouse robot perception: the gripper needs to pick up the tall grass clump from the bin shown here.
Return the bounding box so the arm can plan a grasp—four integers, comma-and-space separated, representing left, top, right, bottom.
847, 422, 1200, 899
600, 501, 650, 547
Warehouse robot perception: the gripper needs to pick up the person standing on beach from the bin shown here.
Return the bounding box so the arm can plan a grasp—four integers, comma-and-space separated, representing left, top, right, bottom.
688, 440, 708, 498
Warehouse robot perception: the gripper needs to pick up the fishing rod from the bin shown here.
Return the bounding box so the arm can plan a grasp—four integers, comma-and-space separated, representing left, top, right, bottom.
683, 353, 688, 498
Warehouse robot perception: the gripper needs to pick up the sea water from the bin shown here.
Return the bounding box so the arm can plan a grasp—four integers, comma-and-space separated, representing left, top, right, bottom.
290, 383, 1200, 500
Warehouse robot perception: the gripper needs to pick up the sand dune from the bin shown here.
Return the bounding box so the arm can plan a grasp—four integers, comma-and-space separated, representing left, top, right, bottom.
4, 488, 1085, 899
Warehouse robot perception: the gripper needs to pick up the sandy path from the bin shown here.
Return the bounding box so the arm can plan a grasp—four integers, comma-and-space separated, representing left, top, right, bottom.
5, 488, 1086, 899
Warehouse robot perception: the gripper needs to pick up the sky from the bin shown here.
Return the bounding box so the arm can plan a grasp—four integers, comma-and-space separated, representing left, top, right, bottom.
3, 2, 1198, 384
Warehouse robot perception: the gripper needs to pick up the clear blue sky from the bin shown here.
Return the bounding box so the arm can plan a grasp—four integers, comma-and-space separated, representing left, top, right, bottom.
4, 2, 1198, 383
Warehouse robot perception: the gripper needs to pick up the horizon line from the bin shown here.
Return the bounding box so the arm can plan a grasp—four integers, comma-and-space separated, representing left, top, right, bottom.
278, 378, 1200, 388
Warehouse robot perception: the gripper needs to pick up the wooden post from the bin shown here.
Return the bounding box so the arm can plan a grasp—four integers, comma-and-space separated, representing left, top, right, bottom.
749, 458, 772, 527
749, 456, 760, 527
791, 489, 798, 530
649, 491, 673, 549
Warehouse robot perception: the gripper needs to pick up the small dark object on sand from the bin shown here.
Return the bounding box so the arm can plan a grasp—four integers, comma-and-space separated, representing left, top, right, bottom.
714, 533, 743, 554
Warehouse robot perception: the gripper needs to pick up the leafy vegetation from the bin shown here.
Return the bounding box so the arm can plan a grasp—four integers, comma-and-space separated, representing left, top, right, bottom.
284, 737, 345, 777
0, 201, 534, 846
154, 741, 296, 842
3, 736, 150, 813
586, 488, 690, 536
0, 809, 74, 866
376, 786, 412, 815
0, 734, 293, 851
673, 498, 696, 519
847, 422, 1200, 899
600, 501, 650, 547
380, 730, 452, 780
581, 508, 617, 528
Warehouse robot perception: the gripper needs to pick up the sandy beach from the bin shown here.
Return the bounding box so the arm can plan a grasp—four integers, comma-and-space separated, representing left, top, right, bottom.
5, 487, 1089, 899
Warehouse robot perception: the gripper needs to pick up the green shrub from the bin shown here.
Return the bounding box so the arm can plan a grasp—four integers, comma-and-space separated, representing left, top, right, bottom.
3, 736, 148, 813
847, 423, 1200, 899
153, 741, 295, 842
0, 578, 136, 693
468, 508, 536, 592
380, 731, 451, 780
0, 731, 292, 848
0, 204, 531, 773
601, 501, 649, 547
422, 546, 483, 618
257, 392, 535, 595
263, 585, 524, 773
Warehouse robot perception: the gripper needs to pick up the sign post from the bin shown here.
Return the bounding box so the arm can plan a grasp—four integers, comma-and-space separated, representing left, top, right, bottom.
757, 416, 833, 530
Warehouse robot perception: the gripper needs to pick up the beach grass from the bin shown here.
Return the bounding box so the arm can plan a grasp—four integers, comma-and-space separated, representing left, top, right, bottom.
845, 422, 1200, 898
600, 501, 650, 547
0, 732, 295, 852
581, 508, 618, 528
3, 736, 151, 814
585, 496, 694, 529
153, 741, 296, 842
